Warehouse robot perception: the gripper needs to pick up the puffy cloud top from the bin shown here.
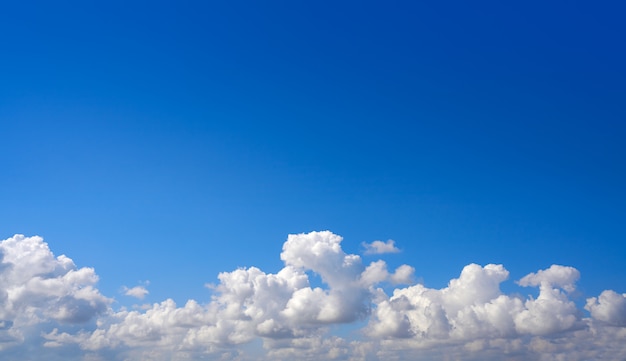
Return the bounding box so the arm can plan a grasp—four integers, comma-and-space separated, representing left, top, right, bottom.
2, 232, 626, 361
0, 235, 110, 326
517, 264, 580, 292
586, 290, 626, 326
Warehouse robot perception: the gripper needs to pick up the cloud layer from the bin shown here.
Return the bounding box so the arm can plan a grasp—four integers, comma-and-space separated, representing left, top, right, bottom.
1, 232, 625, 360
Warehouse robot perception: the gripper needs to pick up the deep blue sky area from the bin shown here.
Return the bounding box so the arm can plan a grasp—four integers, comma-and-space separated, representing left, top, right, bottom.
1, 1, 625, 304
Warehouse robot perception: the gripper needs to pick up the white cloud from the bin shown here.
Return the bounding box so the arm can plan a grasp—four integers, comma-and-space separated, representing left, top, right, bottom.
359, 261, 414, 286
0, 235, 111, 325
123, 285, 149, 299
585, 290, 626, 326
517, 264, 580, 292
0, 234, 111, 358
2, 232, 626, 360
362, 240, 400, 255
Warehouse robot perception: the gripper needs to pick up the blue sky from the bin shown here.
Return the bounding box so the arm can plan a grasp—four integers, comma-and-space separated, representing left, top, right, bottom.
1, 1, 625, 360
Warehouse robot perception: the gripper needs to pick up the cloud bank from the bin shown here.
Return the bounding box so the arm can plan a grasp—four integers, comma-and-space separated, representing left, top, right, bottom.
1, 232, 625, 360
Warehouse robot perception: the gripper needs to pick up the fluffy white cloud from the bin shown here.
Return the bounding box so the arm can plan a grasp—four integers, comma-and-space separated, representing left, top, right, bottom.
123, 285, 149, 299
362, 240, 400, 255
0, 235, 111, 324
366, 263, 585, 341
585, 290, 626, 326
2, 232, 626, 361
0, 235, 111, 357
360, 261, 414, 286
517, 264, 580, 292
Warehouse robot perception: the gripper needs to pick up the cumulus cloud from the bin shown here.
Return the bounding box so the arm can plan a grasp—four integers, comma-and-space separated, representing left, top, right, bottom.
0, 235, 111, 324
123, 285, 149, 299
2, 232, 626, 361
585, 290, 626, 326
0, 235, 111, 355
362, 240, 400, 255
517, 264, 580, 292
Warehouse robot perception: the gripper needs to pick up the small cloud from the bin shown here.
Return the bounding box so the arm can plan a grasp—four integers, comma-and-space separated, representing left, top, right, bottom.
123, 285, 149, 299
517, 265, 580, 292
362, 239, 400, 255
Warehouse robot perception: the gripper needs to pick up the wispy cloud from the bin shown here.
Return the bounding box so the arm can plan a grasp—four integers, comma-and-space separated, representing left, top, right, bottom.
362, 239, 401, 255
2, 233, 626, 360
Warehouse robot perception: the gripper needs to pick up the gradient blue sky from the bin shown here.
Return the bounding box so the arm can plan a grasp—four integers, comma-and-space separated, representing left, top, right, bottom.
1, 1, 625, 360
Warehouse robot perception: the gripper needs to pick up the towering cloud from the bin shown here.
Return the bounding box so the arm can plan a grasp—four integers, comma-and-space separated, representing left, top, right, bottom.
1, 232, 625, 360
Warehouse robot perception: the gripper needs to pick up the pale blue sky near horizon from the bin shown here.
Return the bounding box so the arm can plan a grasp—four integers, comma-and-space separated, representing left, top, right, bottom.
2, 0, 625, 309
